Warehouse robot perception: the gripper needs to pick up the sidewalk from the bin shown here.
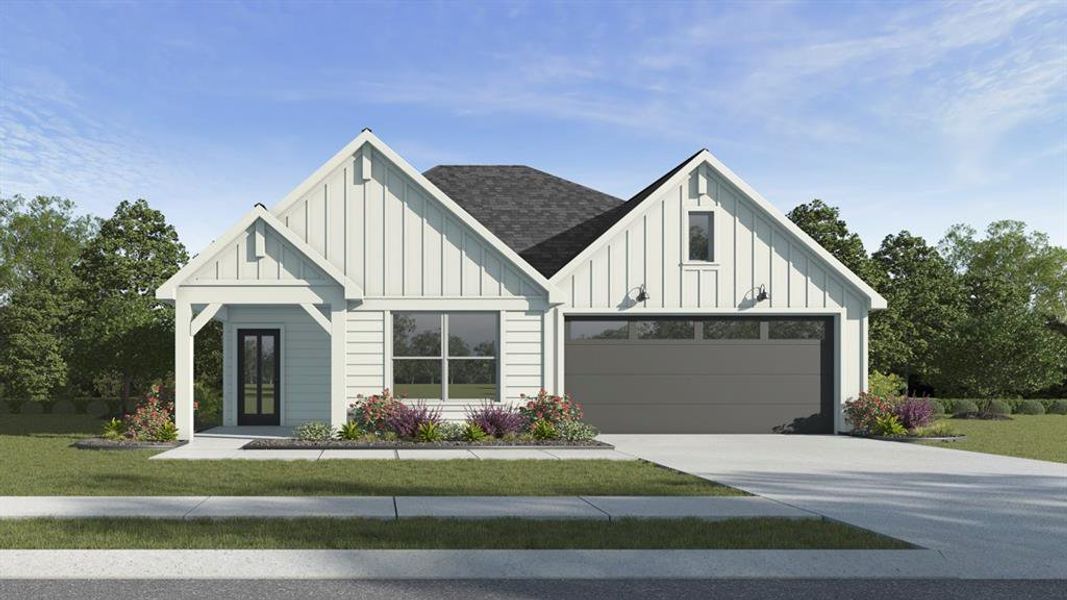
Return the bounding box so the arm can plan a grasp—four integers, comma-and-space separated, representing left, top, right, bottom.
0, 549, 950, 580
0, 495, 815, 521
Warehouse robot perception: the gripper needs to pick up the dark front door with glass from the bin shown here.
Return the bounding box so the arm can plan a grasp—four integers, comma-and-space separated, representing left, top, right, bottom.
237, 329, 280, 426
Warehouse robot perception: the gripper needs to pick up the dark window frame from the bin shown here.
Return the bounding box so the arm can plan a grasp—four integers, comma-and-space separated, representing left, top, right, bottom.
688, 211, 715, 262
392, 312, 499, 401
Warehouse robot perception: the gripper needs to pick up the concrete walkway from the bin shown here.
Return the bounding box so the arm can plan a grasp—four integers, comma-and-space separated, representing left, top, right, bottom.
603, 434, 1067, 579
0, 549, 948, 580
0, 495, 814, 521
151, 428, 633, 460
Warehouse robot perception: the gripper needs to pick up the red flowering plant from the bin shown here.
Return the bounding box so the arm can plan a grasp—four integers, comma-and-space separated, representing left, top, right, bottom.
843, 392, 896, 434
518, 389, 583, 427
121, 385, 179, 441
349, 388, 404, 433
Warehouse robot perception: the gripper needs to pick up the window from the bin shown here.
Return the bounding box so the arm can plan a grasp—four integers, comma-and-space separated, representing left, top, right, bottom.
392, 312, 497, 400
702, 318, 760, 339
568, 320, 630, 340
688, 212, 714, 261
634, 320, 695, 339
768, 319, 825, 340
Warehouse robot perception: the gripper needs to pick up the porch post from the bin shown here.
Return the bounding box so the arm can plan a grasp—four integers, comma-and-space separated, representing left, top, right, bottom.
174, 291, 195, 440
329, 302, 348, 428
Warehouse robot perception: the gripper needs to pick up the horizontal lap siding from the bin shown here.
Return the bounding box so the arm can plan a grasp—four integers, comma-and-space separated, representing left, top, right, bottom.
223, 306, 330, 426
346, 310, 385, 400
504, 310, 544, 402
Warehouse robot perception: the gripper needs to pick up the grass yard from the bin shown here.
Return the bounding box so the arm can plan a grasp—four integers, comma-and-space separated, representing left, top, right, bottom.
920, 415, 1067, 463
0, 517, 910, 550
0, 414, 740, 496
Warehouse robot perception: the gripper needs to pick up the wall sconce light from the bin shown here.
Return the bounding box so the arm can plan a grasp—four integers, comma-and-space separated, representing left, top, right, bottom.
635, 284, 650, 303
756, 284, 768, 303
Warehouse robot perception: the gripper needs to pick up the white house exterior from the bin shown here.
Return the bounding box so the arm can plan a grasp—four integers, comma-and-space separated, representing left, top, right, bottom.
157, 131, 886, 439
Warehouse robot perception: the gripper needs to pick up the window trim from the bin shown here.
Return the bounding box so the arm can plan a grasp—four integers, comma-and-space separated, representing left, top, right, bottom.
391, 312, 499, 402
687, 210, 716, 263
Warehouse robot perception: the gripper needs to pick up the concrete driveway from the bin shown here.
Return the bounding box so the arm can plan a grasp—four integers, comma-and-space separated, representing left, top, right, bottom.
601, 434, 1067, 579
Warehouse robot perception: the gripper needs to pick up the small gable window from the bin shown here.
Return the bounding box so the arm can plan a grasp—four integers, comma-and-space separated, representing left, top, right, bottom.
688, 212, 714, 262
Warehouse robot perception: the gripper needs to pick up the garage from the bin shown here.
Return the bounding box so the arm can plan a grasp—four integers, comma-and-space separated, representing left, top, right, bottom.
564, 316, 834, 434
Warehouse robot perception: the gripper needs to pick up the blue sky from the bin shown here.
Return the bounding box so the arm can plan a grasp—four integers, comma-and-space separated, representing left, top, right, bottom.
1, 0, 1064, 253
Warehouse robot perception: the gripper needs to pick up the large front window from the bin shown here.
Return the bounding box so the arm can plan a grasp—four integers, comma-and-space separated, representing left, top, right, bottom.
392, 312, 498, 401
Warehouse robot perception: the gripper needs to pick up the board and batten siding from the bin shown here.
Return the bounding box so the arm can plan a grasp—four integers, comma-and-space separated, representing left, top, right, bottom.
273, 145, 544, 300
191, 222, 330, 284
221, 306, 330, 426
554, 162, 871, 405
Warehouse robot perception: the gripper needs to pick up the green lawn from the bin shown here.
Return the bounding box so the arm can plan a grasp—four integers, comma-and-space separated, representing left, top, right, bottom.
920, 415, 1067, 463
0, 517, 910, 550
0, 414, 740, 496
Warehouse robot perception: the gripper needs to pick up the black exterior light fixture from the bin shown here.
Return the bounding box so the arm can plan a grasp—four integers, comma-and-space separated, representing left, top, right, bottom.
635, 284, 650, 303
756, 284, 768, 303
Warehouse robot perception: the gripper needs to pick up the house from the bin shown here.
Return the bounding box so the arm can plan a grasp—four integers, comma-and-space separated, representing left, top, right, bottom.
156, 130, 886, 439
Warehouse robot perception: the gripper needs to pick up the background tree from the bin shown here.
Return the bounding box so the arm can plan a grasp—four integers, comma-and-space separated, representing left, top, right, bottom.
73, 199, 188, 412
930, 222, 1067, 397
787, 199, 879, 286
0, 195, 97, 412
868, 231, 964, 389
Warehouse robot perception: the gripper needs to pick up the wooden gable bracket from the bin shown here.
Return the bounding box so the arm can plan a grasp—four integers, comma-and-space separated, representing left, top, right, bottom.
300, 303, 331, 334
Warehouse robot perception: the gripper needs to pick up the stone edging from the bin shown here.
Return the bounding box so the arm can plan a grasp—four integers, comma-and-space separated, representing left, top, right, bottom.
71, 438, 186, 451
242, 439, 614, 450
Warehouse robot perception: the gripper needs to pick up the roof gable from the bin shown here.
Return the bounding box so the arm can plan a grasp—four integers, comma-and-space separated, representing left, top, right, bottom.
156, 206, 362, 301
548, 149, 887, 309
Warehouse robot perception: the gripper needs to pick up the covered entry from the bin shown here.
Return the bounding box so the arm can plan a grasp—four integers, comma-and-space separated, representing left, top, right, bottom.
564, 316, 834, 434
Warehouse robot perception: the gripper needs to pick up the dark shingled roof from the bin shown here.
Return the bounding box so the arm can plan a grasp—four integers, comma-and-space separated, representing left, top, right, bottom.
423, 150, 703, 278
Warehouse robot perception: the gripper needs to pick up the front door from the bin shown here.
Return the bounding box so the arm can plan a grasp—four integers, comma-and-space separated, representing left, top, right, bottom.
237, 329, 281, 426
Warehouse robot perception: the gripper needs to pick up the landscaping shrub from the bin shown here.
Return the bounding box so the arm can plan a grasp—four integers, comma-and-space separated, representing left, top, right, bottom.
556, 420, 599, 442
123, 388, 178, 442
518, 389, 583, 425
927, 398, 945, 415
466, 402, 526, 438
843, 393, 895, 433
952, 399, 979, 416
437, 422, 466, 441
892, 396, 935, 430
102, 417, 125, 441
70, 397, 92, 415
415, 421, 444, 443
294, 421, 335, 441
386, 401, 441, 439
984, 399, 1011, 415
336, 421, 364, 441
194, 381, 222, 425
871, 414, 907, 437
1015, 400, 1046, 415
4, 397, 26, 414
868, 371, 906, 399
462, 423, 488, 442
349, 389, 403, 433
1048, 400, 1067, 415
530, 419, 558, 441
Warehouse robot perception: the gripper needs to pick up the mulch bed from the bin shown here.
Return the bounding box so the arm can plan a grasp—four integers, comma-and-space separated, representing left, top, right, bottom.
861, 434, 967, 443
71, 438, 185, 451
243, 439, 613, 450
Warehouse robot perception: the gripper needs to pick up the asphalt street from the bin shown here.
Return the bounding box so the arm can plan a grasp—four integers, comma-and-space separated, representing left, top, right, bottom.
1, 579, 1063, 600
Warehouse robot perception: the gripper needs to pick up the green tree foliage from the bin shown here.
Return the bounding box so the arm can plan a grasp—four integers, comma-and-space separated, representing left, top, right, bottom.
868, 231, 965, 387
0, 195, 97, 411
929, 222, 1067, 398
786, 199, 879, 286
72, 199, 188, 410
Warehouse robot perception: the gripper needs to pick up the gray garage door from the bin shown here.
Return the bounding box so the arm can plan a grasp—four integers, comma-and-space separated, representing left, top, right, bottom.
565, 317, 834, 434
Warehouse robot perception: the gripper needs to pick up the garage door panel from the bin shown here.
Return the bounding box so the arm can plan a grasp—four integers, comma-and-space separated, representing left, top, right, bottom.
567, 374, 821, 406
567, 345, 822, 375
565, 316, 833, 434
580, 403, 827, 434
